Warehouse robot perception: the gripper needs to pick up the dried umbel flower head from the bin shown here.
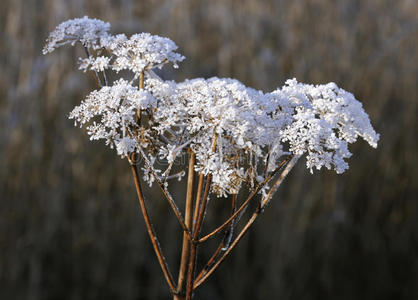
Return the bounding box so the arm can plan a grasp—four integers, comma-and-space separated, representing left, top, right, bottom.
43, 16, 110, 54
111, 33, 185, 72
44, 16, 379, 196
44, 16, 380, 299
276, 79, 379, 173
44, 16, 184, 78
68, 78, 157, 157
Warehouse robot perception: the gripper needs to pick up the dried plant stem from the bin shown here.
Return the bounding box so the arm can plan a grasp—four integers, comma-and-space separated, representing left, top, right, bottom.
139, 70, 145, 89
82, 46, 102, 87
136, 147, 193, 240
194, 209, 258, 289
193, 155, 299, 289
261, 155, 300, 208
129, 154, 176, 293
136, 71, 192, 240
175, 150, 195, 300
194, 134, 218, 235
185, 172, 211, 300
192, 173, 205, 232
194, 194, 236, 283
137, 71, 144, 120
132, 144, 295, 299
185, 241, 197, 300
198, 155, 293, 243
184, 135, 218, 300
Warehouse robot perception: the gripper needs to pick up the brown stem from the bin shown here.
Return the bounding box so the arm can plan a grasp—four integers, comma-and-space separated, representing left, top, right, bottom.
195, 194, 236, 283
184, 172, 203, 300
135, 72, 192, 241
139, 70, 145, 89
185, 242, 197, 300
136, 148, 193, 241
82, 46, 102, 88
185, 172, 212, 300
261, 155, 300, 208
185, 135, 218, 300
129, 154, 176, 293
176, 150, 195, 299
137, 71, 144, 122
192, 173, 204, 232
193, 155, 299, 289
198, 155, 292, 243
194, 209, 258, 289
194, 173, 212, 237
193, 134, 218, 236
194, 240, 224, 284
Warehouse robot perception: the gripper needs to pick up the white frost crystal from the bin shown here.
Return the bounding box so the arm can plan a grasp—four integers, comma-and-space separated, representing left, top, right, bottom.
68, 78, 156, 155
278, 79, 379, 173
45, 17, 379, 196
79, 56, 111, 72
43, 16, 110, 54
112, 33, 185, 72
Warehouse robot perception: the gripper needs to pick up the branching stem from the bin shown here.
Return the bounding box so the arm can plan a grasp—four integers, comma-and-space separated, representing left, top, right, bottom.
129, 154, 176, 293
175, 150, 195, 299
193, 155, 299, 289
137, 147, 193, 240
198, 155, 293, 243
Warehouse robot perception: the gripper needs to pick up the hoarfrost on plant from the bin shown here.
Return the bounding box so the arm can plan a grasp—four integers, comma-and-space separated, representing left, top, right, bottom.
45, 16, 379, 197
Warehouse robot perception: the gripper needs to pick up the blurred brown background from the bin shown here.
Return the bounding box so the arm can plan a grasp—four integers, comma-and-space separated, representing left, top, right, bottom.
1, 0, 417, 299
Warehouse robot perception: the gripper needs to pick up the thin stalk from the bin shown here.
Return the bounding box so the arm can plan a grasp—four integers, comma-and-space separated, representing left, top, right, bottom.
193, 173, 212, 237
139, 70, 145, 89
82, 46, 102, 87
261, 155, 300, 208
102, 70, 108, 86
194, 211, 258, 289
137, 147, 193, 240
198, 155, 292, 243
175, 150, 195, 299
193, 135, 218, 236
185, 172, 204, 299
129, 154, 176, 293
192, 173, 204, 232
194, 241, 224, 284
195, 194, 236, 283
185, 242, 197, 300
193, 155, 299, 289
136, 70, 192, 239
185, 172, 210, 300
185, 135, 218, 300
137, 71, 144, 121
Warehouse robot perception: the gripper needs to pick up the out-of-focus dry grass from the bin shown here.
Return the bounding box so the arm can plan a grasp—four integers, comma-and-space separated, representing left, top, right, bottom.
0, 0, 417, 299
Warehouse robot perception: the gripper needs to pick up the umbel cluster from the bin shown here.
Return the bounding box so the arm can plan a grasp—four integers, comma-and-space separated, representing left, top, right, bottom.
44, 16, 380, 300
44, 16, 379, 197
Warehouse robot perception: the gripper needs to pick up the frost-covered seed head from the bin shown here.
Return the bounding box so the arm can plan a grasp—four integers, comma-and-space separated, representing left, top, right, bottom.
112, 33, 185, 73
43, 16, 110, 54
45, 17, 379, 196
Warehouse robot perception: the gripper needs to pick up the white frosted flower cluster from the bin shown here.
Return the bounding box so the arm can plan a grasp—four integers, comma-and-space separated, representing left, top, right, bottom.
145, 77, 295, 194
44, 16, 184, 75
79, 56, 111, 72
68, 79, 156, 157
43, 16, 110, 54
45, 17, 379, 196
111, 33, 185, 72
276, 79, 379, 173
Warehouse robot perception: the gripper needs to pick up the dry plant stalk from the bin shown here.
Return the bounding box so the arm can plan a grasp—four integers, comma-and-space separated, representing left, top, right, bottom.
43, 16, 379, 299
